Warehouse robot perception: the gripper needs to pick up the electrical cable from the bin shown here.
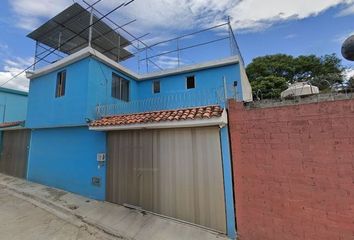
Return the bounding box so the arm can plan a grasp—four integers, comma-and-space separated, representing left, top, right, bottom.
0, 0, 134, 87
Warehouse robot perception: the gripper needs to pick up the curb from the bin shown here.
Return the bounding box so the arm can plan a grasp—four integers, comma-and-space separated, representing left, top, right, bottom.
0, 181, 127, 240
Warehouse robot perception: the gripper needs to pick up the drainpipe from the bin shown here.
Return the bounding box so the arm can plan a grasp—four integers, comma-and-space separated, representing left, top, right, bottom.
2, 105, 6, 123
223, 76, 228, 109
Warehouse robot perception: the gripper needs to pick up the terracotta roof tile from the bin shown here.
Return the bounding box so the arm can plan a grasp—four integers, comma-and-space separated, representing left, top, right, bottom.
0, 121, 25, 129
90, 105, 223, 128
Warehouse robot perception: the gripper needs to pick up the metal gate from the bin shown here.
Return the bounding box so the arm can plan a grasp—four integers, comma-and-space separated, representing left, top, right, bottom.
106, 127, 226, 233
0, 129, 30, 179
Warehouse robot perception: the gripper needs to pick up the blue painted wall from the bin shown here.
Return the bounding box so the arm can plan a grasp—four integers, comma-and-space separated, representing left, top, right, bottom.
135, 64, 242, 112
137, 64, 242, 101
26, 56, 241, 237
26, 56, 242, 129
220, 126, 236, 239
26, 58, 90, 128
26, 57, 140, 128
0, 88, 27, 123
27, 127, 106, 200
86, 58, 139, 118
26, 56, 243, 130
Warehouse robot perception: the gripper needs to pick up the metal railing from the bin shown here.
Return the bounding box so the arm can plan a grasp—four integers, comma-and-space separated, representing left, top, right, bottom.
129, 19, 243, 74
32, 5, 244, 76
95, 84, 239, 117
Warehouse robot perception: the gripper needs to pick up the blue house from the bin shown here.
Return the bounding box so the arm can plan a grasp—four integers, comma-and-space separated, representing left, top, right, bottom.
0, 87, 27, 123
0, 87, 29, 179
24, 3, 252, 239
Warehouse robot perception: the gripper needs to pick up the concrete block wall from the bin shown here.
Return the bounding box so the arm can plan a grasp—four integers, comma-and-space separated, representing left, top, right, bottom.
228, 99, 354, 240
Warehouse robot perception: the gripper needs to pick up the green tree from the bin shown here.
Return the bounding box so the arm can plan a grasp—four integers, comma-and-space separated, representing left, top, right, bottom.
246, 53, 345, 98
347, 76, 354, 92
311, 54, 344, 90
246, 54, 295, 82
251, 76, 288, 100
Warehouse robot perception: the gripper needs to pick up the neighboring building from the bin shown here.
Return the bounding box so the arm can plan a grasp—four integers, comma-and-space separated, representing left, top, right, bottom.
21, 3, 252, 239
0, 87, 27, 123
0, 87, 29, 179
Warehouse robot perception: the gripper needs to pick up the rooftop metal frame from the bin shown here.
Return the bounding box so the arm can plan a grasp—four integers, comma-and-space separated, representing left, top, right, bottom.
133, 18, 244, 73
27, 1, 244, 73
28, 2, 135, 69
3, 0, 245, 88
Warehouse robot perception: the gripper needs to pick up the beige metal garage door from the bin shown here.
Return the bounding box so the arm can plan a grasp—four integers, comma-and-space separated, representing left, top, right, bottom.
106, 127, 226, 233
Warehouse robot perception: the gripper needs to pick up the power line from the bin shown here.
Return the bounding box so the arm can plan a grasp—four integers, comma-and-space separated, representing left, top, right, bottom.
138, 22, 229, 51
32, 1, 100, 67
81, 1, 153, 52
2, 0, 104, 87
65, 18, 137, 56
80, 1, 166, 71
33, 0, 103, 44
140, 36, 230, 61
1, 0, 134, 87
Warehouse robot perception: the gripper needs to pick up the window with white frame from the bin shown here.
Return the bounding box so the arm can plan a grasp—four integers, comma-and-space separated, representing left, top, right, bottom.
55, 70, 66, 98
112, 73, 129, 102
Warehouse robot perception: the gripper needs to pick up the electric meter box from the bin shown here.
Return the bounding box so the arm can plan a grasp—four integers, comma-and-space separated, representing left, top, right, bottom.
97, 153, 106, 162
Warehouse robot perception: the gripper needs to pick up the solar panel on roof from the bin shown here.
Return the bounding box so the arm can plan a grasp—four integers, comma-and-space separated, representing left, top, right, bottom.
27, 3, 133, 62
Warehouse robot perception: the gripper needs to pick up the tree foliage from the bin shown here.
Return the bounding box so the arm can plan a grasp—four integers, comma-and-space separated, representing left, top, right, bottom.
246, 54, 345, 98
348, 76, 354, 91
252, 76, 288, 99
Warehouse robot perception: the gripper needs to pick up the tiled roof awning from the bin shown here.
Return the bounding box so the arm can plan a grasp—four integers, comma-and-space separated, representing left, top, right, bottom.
0, 121, 25, 129
89, 106, 227, 131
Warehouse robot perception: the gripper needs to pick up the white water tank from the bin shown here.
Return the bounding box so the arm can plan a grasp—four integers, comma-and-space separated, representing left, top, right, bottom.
281, 82, 319, 99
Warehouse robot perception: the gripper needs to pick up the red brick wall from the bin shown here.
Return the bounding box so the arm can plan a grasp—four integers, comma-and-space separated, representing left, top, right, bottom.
228, 100, 354, 240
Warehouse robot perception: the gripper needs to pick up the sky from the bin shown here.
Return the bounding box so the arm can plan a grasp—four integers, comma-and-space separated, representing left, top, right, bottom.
0, 0, 354, 91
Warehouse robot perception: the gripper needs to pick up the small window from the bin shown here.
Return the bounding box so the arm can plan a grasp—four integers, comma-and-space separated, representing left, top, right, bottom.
112, 73, 129, 102
153, 80, 160, 94
186, 75, 195, 89
55, 70, 66, 98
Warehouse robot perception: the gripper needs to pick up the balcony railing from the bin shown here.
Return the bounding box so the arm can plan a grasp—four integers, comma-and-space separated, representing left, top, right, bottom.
96, 85, 239, 117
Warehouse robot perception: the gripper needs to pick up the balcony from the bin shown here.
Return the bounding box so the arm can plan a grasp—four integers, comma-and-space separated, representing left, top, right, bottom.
95, 84, 239, 118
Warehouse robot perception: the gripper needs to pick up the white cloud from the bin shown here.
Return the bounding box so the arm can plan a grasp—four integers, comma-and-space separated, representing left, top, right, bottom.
0, 43, 9, 51
285, 34, 297, 39
0, 57, 32, 92
9, 0, 354, 33
10, 0, 72, 30
2, 0, 353, 91
337, 2, 354, 16
228, 0, 354, 31
0, 43, 10, 58
333, 31, 354, 43
154, 55, 186, 69
344, 67, 354, 80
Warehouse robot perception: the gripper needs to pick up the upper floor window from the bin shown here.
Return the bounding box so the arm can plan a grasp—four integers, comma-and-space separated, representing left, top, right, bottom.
112, 73, 129, 102
186, 75, 195, 89
153, 80, 160, 94
55, 70, 66, 98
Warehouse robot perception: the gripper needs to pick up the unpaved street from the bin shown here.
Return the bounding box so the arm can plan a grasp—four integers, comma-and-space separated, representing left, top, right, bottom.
0, 187, 103, 240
